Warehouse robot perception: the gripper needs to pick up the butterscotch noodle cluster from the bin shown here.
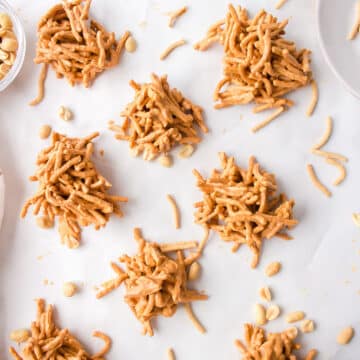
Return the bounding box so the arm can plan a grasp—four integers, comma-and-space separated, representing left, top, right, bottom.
34, 0, 129, 89
235, 324, 317, 360
9, 299, 111, 360
109, 73, 208, 160
193, 153, 297, 267
194, 5, 312, 113
21, 132, 127, 248
97, 228, 207, 336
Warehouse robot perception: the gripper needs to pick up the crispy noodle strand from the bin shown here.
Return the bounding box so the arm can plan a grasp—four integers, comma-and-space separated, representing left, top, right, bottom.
184, 303, 206, 334
167, 6, 188, 27
251, 106, 286, 133
306, 164, 331, 197
29, 64, 48, 106
275, 0, 288, 10
311, 116, 333, 151
167, 348, 176, 360
306, 80, 318, 117
160, 39, 186, 60
348, 1, 360, 40
167, 194, 181, 229
326, 158, 346, 186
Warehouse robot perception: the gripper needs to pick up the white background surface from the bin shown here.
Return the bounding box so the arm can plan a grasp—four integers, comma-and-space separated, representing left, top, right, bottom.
0, 0, 360, 358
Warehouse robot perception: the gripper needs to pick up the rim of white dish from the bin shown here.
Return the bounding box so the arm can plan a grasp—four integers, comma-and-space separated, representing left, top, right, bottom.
0, 170, 4, 231
0, 0, 26, 92
316, 0, 360, 100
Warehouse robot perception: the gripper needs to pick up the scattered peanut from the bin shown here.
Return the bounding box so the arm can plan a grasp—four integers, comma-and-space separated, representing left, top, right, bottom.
125, 36, 137, 53
337, 326, 354, 345
301, 319, 315, 333
10, 328, 31, 343
0, 13, 13, 30
39, 124, 52, 139
188, 261, 201, 281
254, 303, 267, 325
286, 311, 305, 323
352, 213, 360, 227
159, 154, 173, 168
62, 282, 77, 297
284, 326, 298, 339
36, 216, 54, 229
259, 286, 272, 302
266, 304, 281, 321
58, 106, 73, 121
178, 144, 194, 158
265, 261, 281, 277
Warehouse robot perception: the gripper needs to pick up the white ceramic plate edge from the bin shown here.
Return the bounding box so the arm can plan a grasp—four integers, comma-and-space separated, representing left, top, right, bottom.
316, 0, 360, 100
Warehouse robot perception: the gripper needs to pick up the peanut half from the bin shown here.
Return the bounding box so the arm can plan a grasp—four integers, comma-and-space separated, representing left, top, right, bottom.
265, 261, 281, 277
286, 311, 305, 323
266, 304, 281, 321
337, 326, 354, 345
259, 286, 272, 302
301, 319, 315, 333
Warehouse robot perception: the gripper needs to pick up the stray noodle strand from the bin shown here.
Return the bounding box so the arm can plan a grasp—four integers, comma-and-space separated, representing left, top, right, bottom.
159, 241, 198, 252
184, 303, 206, 334
348, 1, 360, 40
326, 158, 346, 186
198, 226, 209, 253
29, 64, 48, 106
306, 80, 318, 117
312, 149, 348, 163
275, 0, 288, 9
167, 6, 188, 27
160, 39, 186, 60
92, 331, 112, 358
167, 194, 181, 229
311, 116, 333, 151
306, 164, 331, 197
251, 107, 285, 133
167, 348, 176, 360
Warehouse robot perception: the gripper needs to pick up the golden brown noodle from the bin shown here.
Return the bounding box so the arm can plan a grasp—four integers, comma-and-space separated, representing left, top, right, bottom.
251, 106, 286, 133
306, 80, 318, 117
160, 39, 186, 60
184, 303, 206, 334
167, 194, 181, 229
306, 164, 331, 197
29, 64, 48, 106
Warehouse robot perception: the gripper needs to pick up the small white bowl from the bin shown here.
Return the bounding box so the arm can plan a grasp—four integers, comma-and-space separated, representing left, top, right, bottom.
0, 0, 26, 92
317, 0, 360, 99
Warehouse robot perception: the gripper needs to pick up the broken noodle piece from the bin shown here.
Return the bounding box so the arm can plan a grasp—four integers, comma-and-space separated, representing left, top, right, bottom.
306, 164, 331, 197
96, 228, 207, 336
193, 153, 297, 267
348, 1, 360, 40
160, 39, 186, 60
194, 5, 313, 129
167, 6, 188, 28
109, 73, 208, 161
9, 299, 111, 360
235, 324, 317, 360
166, 194, 181, 229
21, 131, 127, 248
32, 0, 130, 104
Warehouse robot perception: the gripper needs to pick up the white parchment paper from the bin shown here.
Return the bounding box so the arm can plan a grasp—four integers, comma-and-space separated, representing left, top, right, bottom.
0, 0, 359, 358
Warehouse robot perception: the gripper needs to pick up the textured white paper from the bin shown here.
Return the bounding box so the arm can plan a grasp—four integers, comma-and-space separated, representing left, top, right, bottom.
0, 0, 360, 359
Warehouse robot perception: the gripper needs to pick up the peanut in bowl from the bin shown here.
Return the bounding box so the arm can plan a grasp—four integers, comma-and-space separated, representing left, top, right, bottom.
0, 0, 26, 92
